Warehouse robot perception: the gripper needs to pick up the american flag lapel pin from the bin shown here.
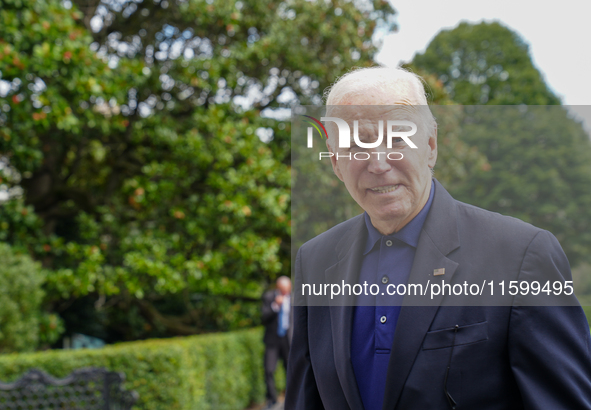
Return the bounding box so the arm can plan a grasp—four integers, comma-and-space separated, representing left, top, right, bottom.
433, 268, 445, 276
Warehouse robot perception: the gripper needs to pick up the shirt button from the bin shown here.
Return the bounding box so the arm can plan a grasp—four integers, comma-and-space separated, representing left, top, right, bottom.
385, 240, 393, 247
381, 276, 389, 284
380, 316, 387, 324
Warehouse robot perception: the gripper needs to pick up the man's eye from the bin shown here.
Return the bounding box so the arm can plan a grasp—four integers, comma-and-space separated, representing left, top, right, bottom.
391, 137, 404, 144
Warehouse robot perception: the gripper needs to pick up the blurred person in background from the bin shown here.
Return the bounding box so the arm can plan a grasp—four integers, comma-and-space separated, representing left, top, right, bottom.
262, 276, 292, 409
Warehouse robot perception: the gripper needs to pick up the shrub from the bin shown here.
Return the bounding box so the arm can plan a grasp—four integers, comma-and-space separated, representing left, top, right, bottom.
0, 243, 45, 352
0, 327, 285, 409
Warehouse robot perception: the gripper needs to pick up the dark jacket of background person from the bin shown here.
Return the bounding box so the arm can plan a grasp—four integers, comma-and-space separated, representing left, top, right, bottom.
262, 289, 293, 346
285, 180, 591, 410
262, 286, 293, 406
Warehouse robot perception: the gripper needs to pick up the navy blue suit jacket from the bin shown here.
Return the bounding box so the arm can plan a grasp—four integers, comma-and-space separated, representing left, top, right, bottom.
285, 180, 591, 409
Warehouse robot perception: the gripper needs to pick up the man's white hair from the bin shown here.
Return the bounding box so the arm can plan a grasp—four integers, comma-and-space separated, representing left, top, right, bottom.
324, 66, 430, 106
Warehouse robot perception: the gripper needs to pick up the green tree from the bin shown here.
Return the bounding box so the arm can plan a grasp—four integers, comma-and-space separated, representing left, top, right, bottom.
0, 0, 396, 340
450, 106, 591, 266
408, 21, 591, 265
0, 243, 63, 352
410, 21, 560, 105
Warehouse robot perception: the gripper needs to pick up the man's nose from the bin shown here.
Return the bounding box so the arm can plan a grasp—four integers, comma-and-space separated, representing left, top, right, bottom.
367, 152, 392, 174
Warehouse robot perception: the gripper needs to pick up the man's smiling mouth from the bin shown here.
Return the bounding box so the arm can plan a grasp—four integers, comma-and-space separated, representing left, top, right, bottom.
370, 184, 400, 193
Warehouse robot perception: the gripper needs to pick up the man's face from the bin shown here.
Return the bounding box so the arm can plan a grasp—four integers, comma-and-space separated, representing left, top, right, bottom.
328, 105, 437, 234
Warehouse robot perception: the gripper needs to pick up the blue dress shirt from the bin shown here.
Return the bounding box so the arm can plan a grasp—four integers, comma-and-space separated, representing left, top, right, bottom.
351, 182, 435, 410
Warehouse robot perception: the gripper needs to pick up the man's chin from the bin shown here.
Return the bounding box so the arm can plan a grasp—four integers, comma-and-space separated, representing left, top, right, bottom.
367, 208, 413, 230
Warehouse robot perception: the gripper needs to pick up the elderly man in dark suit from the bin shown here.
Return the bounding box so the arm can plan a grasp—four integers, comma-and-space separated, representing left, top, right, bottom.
262, 276, 292, 409
285, 67, 591, 409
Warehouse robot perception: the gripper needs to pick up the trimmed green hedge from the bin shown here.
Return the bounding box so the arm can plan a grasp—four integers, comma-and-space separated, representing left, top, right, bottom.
0, 327, 285, 410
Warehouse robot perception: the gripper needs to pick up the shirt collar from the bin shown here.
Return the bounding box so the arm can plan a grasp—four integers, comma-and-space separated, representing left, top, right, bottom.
363, 180, 435, 254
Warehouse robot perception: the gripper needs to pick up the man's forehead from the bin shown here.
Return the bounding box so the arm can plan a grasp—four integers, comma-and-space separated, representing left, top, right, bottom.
325, 104, 419, 119
324, 105, 428, 138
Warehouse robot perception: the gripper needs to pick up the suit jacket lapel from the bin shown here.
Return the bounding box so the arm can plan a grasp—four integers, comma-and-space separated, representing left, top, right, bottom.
325, 215, 366, 410
382, 180, 461, 410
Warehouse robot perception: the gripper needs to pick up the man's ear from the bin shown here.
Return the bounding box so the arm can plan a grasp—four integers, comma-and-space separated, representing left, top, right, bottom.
327, 139, 344, 182
427, 124, 438, 168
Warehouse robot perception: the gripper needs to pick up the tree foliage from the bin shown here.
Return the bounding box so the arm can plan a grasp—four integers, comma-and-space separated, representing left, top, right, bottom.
408, 21, 591, 265
410, 21, 560, 105
0, 0, 396, 340
450, 106, 591, 265
0, 243, 63, 352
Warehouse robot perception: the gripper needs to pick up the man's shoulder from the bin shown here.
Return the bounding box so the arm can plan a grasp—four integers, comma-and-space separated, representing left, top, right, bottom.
453, 199, 543, 241
445, 198, 569, 267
